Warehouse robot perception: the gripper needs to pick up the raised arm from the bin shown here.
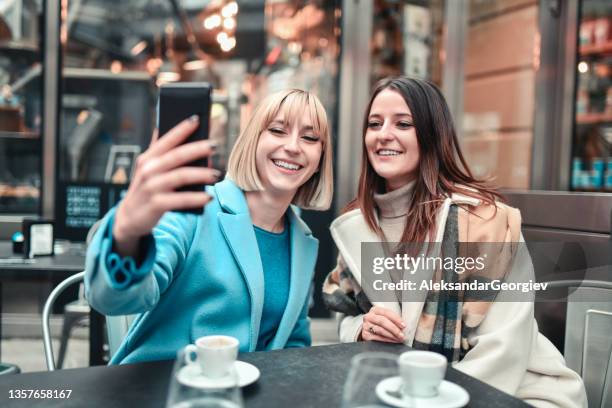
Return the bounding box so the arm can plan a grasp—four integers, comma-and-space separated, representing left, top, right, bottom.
84, 116, 220, 315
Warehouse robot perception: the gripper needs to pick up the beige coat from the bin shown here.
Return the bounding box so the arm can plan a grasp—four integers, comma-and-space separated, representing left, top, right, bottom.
331, 191, 587, 408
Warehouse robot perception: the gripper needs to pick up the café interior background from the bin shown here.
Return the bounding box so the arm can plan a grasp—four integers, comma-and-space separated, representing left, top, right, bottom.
0, 0, 611, 371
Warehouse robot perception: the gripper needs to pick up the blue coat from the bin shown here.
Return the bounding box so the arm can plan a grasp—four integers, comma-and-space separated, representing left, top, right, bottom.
84, 179, 318, 364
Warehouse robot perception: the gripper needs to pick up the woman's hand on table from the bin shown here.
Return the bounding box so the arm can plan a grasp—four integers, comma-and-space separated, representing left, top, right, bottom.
112, 116, 221, 257
361, 306, 406, 343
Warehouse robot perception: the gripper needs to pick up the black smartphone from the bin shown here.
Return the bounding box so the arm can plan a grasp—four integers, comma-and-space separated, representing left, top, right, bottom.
157, 82, 213, 212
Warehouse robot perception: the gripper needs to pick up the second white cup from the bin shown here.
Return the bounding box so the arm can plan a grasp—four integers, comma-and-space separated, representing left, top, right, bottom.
398, 350, 447, 398
184, 335, 239, 378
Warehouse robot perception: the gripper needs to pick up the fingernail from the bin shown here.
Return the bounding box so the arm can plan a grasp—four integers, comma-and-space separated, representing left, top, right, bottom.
212, 169, 222, 178
208, 141, 218, 151
188, 114, 199, 123
401, 323, 406, 328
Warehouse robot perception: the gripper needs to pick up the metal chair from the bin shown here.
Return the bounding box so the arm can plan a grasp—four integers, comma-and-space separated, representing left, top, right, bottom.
42, 220, 139, 370
50, 221, 102, 368
106, 314, 137, 358
0, 362, 20, 375
42, 271, 86, 371
42, 271, 137, 370
55, 276, 90, 369
542, 279, 612, 408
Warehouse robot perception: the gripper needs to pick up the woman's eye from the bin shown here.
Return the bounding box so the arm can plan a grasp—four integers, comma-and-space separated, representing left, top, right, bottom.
397, 121, 413, 129
269, 128, 285, 135
367, 121, 382, 128
302, 135, 320, 142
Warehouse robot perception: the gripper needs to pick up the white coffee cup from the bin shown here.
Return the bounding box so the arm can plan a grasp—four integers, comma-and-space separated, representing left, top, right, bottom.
398, 350, 447, 398
184, 335, 239, 378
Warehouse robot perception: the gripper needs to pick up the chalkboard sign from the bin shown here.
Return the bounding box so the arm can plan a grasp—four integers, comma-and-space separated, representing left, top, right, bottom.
65, 185, 101, 228
55, 182, 127, 241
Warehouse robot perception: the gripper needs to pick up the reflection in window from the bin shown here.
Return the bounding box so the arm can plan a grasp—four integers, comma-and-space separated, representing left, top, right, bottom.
0, 1, 42, 214
369, 0, 445, 87
572, 0, 612, 192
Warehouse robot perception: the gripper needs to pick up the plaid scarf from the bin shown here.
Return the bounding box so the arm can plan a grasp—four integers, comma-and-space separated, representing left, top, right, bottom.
323, 205, 514, 363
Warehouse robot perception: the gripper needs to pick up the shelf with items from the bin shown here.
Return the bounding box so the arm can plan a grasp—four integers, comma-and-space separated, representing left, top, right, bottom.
579, 41, 612, 56
570, 121, 612, 192
571, 157, 612, 192
576, 112, 612, 125
0, 40, 39, 54
0, 183, 40, 214
0, 184, 40, 199
0, 130, 40, 140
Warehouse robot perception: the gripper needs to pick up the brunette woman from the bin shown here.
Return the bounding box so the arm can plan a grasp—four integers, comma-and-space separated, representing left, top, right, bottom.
323, 76, 586, 408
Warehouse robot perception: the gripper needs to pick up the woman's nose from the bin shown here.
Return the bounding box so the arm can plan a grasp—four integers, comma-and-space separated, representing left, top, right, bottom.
283, 133, 301, 153
377, 122, 395, 141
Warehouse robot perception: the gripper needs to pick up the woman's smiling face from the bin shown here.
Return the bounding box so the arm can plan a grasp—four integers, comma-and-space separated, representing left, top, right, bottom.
254, 110, 323, 199
365, 89, 420, 191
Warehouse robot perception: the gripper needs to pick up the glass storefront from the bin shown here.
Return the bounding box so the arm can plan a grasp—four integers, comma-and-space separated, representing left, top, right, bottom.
0, 1, 43, 214
572, 0, 612, 192
0, 0, 610, 218
368, 0, 445, 87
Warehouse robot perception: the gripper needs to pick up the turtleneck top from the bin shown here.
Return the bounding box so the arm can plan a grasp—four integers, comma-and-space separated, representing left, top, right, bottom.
372, 180, 416, 242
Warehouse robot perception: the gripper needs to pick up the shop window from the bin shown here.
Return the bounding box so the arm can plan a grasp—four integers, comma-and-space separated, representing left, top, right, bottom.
0, 1, 43, 214
369, 0, 445, 87
572, 0, 612, 192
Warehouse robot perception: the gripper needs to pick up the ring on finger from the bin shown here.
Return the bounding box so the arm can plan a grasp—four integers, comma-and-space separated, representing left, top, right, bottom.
369, 325, 376, 335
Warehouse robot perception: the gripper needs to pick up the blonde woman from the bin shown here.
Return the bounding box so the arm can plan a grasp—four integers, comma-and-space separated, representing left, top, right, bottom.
85, 89, 333, 364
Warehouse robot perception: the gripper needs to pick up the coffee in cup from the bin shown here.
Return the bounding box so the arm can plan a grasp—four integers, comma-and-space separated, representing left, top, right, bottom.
184, 335, 239, 378
398, 350, 447, 398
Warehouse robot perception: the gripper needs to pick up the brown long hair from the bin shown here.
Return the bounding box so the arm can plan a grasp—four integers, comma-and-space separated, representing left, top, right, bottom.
347, 76, 504, 243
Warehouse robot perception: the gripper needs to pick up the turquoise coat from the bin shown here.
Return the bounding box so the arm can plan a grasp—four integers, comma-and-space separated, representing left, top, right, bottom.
84, 179, 318, 364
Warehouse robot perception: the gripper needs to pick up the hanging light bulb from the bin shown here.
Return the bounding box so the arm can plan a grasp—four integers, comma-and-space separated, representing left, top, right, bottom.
204, 14, 221, 30
110, 60, 123, 73
221, 2, 238, 18
184, 59, 208, 71
130, 41, 148, 56
216, 31, 229, 44
223, 17, 236, 30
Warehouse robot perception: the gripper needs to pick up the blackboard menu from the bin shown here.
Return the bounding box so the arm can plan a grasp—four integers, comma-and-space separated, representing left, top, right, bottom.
55, 182, 127, 241
65, 185, 101, 228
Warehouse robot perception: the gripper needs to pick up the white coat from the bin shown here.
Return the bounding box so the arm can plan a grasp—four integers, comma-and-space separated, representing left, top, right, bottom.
331, 192, 587, 408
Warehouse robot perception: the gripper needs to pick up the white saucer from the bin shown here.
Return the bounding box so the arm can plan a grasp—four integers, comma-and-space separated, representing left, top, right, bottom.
177, 361, 260, 389
376, 376, 469, 408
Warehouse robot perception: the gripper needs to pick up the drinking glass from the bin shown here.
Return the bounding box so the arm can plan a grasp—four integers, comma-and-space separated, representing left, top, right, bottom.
341, 352, 413, 408
166, 348, 244, 408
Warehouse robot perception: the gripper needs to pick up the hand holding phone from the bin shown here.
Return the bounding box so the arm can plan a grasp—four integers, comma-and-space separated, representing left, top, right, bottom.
157, 82, 214, 184
112, 113, 221, 259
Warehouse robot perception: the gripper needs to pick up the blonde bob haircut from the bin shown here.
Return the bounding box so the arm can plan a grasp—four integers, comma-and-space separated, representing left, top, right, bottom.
226, 89, 333, 211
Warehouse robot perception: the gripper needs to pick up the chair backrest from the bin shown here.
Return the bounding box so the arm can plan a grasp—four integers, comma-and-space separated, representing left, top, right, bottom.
544, 280, 612, 408
42, 271, 86, 371
42, 271, 137, 369
43, 220, 137, 369
106, 314, 137, 358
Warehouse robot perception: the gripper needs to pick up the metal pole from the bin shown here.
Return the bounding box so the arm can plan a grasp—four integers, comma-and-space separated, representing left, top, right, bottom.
42, 0, 61, 219
441, 0, 469, 142
335, 0, 373, 212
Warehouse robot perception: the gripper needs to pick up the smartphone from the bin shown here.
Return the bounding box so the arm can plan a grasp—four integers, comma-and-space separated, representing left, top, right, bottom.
157, 82, 213, 212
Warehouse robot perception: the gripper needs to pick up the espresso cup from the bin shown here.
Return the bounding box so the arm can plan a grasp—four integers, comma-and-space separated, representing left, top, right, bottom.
398, 350, 447, 398
184, 335, 239, 378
